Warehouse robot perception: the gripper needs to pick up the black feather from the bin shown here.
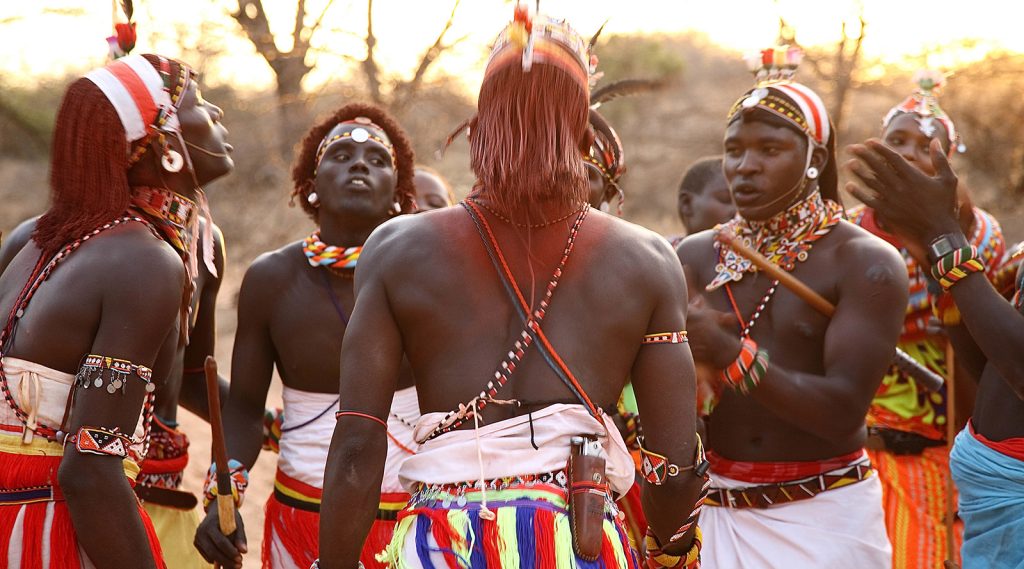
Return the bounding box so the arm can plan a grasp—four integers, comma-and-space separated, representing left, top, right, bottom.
121, 0, 134, 21
590, 79, 668, 107
589, 20, 608, 51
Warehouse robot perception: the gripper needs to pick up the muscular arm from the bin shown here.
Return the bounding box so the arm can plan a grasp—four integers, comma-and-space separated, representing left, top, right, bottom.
57, 244, 185, 569
194, 254, 278, 567
750, 241, 909, 439
319, 225, 402, 568
178, 223, 228, 420
631, 238, 705, 554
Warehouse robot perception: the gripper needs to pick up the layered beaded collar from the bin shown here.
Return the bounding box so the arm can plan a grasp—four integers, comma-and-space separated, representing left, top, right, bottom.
129, 186, 198, 257
708, 191, 844, 290
303, 232, 361, 271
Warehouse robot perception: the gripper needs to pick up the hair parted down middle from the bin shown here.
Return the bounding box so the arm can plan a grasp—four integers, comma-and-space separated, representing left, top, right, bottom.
291, 102, 417, 222
469, 63, 591, 215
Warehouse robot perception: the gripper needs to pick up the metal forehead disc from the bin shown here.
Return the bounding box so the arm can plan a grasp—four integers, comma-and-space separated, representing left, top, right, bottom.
351, 128, 370, 143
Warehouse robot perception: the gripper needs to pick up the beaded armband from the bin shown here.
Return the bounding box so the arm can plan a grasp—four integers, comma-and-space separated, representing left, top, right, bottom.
931, 246, 985, 292
202, 459, 250, 510
638, 433, 709, 485
719, 338, 768, 394
645, 525, 703, 569
309, 560, 365, 569
65, 426, 132, 458
642, 330, 688, 345
75, 354, 156, 395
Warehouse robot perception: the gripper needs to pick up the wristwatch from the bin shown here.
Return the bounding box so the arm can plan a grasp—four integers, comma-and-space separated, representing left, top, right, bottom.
927, 232, 970, 264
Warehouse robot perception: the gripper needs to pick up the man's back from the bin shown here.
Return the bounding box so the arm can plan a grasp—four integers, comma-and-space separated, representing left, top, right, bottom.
362, 203, 683, 417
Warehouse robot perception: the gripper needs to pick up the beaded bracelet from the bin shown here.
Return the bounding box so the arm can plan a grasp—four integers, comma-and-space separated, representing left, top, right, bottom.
644, 525, 703, 569
638, 433, 710, 485
202, 459, 250, 510
719, 338, 769, 394
931, 245, 985, 292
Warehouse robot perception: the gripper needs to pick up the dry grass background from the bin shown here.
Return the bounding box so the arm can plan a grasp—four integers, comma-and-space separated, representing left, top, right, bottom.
2, 33, 1024, 567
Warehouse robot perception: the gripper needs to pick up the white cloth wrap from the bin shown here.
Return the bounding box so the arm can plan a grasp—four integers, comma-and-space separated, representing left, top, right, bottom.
700, 464, 892, 568
400, 403, 634, 496
1, 356, 146, 455
382, 386, 420, 493
278, 385, 420, 493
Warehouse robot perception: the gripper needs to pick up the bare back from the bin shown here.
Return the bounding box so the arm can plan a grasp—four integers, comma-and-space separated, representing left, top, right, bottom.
356, 205, 687, 422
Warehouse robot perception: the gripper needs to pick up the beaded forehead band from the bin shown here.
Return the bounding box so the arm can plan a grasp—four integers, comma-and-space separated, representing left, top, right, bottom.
314, 118, 396, 176
727, 45, 831, 147
882, 70, 963, 155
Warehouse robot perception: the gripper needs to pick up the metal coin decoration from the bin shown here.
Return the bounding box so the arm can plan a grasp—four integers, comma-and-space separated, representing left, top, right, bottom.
351, 128, 370, 143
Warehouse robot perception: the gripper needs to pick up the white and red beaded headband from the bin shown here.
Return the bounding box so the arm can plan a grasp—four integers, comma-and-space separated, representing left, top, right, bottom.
85, 54, 186, 150
728, 46, 831, 146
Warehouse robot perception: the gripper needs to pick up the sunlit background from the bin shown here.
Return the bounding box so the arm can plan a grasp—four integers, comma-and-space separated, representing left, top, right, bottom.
1, 0, 1016, 91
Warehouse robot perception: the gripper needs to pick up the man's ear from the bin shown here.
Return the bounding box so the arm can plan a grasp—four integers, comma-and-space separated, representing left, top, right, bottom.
810, 145, 828, 172
678, 192, 693, 219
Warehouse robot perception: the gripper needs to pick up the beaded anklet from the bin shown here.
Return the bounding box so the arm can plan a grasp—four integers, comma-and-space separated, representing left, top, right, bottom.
719, 337, 769, 394
931, 245, 985, 291
202, 459, 250, 509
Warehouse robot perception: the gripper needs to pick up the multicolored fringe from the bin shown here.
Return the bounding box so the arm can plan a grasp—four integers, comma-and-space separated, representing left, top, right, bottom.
263, 491, 319, 569
867, 447, 962, 569
377, 480, 640, 569
0, 446, 165, 568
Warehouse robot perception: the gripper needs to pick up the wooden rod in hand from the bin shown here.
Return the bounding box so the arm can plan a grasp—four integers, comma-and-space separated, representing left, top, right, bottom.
715, 231, 944, 392
205, 355, 237, 535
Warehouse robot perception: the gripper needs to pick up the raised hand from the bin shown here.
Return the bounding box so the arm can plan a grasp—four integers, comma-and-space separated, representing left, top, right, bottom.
846, 138, 961, 245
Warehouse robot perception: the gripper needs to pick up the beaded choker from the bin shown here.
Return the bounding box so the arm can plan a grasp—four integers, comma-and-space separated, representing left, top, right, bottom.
129, 186, 198, 257
708, 191, 843, 290
303, 232, 361, 271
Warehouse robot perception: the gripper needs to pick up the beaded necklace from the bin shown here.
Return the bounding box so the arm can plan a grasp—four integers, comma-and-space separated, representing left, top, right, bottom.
0, 216, 159, 452
708, 191, 844, 291
475, 199, 587, 229
303, 232, 361, 272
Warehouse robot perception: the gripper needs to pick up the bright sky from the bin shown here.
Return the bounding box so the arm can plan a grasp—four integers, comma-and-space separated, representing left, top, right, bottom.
0, 0, 1016, 92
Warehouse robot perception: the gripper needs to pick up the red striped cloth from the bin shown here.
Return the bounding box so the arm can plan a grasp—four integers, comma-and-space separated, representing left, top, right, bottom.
707, 448, 865, 484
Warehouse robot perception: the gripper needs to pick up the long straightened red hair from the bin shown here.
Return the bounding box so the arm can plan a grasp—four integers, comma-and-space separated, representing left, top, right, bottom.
470, 62, 590, 215
34, 55, 187, 256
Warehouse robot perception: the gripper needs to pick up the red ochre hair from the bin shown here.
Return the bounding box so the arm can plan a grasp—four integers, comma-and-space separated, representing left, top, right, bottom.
469, 62, 590, 215
34, 54, 189, 256
291, 102, 417, 222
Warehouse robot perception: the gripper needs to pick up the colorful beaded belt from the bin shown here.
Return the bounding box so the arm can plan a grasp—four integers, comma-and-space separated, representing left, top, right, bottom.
705, 460, 874, 509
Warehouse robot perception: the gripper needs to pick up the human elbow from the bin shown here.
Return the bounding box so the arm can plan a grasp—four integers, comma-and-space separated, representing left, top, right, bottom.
57, 454, 125, 501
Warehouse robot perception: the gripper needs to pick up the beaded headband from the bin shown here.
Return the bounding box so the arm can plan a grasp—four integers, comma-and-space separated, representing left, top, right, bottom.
727, 45, 831, 146
882, 70, 963, 155
485, 5, 593, 95
314, 118, 396, 176
84, 54, 193, 165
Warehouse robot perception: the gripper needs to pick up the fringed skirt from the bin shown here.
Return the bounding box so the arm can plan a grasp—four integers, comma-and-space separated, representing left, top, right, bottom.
264, 468, 411, 569
0, 442, 165, 568
377, 472, 640, 569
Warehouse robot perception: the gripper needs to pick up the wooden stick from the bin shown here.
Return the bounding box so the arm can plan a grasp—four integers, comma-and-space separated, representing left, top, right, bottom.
715, 231, 944, 392
205, 356, 237, 535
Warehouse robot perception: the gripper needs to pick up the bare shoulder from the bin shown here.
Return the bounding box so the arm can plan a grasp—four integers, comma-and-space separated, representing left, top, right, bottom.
95, 223, 188, 311
361, 208, 459, 269
833, 221, 905, 274
241, 240, 304, 295
674, 228, 718, 267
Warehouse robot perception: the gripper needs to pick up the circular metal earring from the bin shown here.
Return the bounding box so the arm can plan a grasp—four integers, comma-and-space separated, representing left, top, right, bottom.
161, 149, 184, 173
307, 191, 319, 206
806, 166, 820, 180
